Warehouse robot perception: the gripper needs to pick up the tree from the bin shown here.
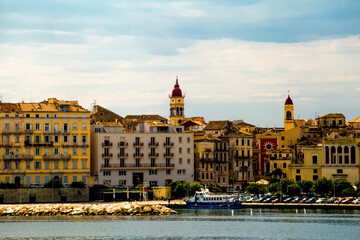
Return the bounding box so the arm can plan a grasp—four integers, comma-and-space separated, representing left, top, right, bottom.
71, 181, 86, 188
341, 187, 357, 197
297, 180, 314, 194
44, 178, 63, 188
268, 182, 280, 193
355, 181, 360, 195
287, 183, 301, 197
272, 168, 284, 179
170, 181, 189, 199
279, 179, 295, 195
245, 183, 267, 195
333, 179, 353, 197
314, 177, 333, 197
189, 182, 203, 195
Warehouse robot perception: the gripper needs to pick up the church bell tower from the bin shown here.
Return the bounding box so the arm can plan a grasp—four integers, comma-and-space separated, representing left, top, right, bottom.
284, 94, 294, 131
169, 77, 185, 125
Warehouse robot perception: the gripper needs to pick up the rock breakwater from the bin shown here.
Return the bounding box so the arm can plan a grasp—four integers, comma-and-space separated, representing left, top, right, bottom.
0, 202, 178, 216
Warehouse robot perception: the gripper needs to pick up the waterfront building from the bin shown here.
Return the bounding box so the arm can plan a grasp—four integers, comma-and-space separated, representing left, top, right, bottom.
0, 98, 91, 186
253, 131, 278, 177
91, 109, 194, 187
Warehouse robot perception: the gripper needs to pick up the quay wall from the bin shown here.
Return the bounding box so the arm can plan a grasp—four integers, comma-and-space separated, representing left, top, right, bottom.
0, 188, 89, 204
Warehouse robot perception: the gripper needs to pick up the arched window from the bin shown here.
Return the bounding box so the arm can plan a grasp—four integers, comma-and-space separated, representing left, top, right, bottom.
286, 111, 292, 120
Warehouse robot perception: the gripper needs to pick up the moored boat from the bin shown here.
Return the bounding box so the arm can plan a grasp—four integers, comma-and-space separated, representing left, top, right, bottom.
185, 188, 242, 209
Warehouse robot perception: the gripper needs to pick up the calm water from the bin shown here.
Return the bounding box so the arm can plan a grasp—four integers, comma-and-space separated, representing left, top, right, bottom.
0, 208, 359, 240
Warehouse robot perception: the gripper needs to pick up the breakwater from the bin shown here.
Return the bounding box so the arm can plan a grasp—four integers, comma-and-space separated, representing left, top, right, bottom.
0, 202, 178, 216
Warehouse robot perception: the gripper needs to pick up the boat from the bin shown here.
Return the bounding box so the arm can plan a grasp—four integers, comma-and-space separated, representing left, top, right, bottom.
185, 188, 242, 209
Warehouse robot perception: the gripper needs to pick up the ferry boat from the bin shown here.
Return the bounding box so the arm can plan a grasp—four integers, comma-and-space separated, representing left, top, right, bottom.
185, 188, 242, 209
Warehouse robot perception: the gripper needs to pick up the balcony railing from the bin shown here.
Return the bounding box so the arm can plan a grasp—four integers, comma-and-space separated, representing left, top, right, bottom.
148, 142, 159, 147
133, 142, 144, 147
101, 163, 175, 169
164, 153, 174, 157
25, 129, 33, 134
133, 153, 144, 157
102, 153, 113, 157
164, 142, 174, 147
3, 154, 33, 160
118, 142, 128, 147
43, 154, 71, 160
33, 141, 53, 146
200, 157, 214, 162
118, 153, 128, 158
61, 130, 70, 134
0, 142, 13, 147
102, 142, 113, 147
149, 153, 159, 157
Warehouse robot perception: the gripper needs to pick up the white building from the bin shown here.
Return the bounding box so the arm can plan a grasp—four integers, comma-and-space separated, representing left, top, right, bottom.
91, 121, 194, 187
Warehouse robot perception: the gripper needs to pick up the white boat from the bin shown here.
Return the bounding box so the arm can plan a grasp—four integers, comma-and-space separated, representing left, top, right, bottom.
185, 188, 242, 209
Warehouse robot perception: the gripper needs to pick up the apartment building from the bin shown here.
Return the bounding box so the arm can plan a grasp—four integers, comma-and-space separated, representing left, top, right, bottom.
91, 121, 194, 187
0, 98, 91, 186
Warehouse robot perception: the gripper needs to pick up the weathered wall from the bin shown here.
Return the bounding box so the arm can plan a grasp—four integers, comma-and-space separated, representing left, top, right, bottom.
0, 188, 89, 204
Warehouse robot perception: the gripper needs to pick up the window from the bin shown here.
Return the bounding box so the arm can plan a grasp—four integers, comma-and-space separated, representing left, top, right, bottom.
103, 171, 111, 176
149, 170, 157, 175
119, 171, 126, 176
187, 159, 190, 164
63, 123, 69, 133
54, 135, 59, 142
187, 137, 190, 143
187, 148, 190, 154
5, 177, 10, 183
82, 148, 87, 156
5, 162, 11, 169
179, 137, 182, 143
15, 123, 20, 131
54, 147, 60, 155
312, 154, 318, 165
296, 169, 300, 174
26, 161, 31, 169
82, 176, 86, 183
35, 148, 41, 156
166, 170, 171, 175
54, 161, 59, 169
179, 148, 182, 154
296, 175, 301, 181
281, 136, 285, 140
82, 160, 87, 169
63, 135, 68, 143
72, 123, 78, 130
150, 181, 158, 187
5, 114, 9, 118
313, 169, 318, 173
25, 123, 32, 130
177, 169, 185, 175
73, 135, 77, 143
73, 147, 78, 156
45, 114, 50, 118
82, 135, 87, 143
44, 135, 50, 143
35, 176, 40, 184
34, 161, 41, 169
63, 176, 68, 184
273, 163, 277, 168
313, 175, 318, 181
53, 114, 58, 118
72, 160, 78, 169
63, 161, 68, 169
45, 161, 50, 169
337, 169, 343, 174
179, 158, 182, 164
73, 176, 78, 183
5, 123, 10, 131
82, 123, 87, 130
44, 123, 50, 133
26, 176, 31, 185
45, 176, 50, 184
82, 114, 87, 118
283, 163, 286, 168
26, 114, 30, 118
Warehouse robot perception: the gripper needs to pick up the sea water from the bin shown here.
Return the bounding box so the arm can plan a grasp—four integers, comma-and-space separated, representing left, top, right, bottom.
0, 208, 359, 239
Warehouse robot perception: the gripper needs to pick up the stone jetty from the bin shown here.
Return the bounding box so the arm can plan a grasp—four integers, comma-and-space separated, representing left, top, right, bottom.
0, 202, 178, 216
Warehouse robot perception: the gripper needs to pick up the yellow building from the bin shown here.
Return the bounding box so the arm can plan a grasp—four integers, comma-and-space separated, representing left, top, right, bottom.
284, 95, 294, 131
0, 98, 91, 186
169, 77, 185, 126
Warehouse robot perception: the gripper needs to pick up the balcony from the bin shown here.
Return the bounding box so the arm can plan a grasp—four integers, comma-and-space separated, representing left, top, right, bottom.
118, 153, 128, 158
163, 142, 174, 147
102, 153, 113, 158
204, 148, 212, 152
2, 129, 23, 134
164, 153, 174, 157
61, 130, 71, 134
25, 129, 33, 134
72, 142, 90, 147
33, 141, 53, 146
148, 142, 159, 147
102, 142, 113, 147
3, 154, 33, 160
0, 142, 13, 147
149, 153, 159, 157
43, 154, 71, 160
118, 142, 128, 147
200, 157, 214, 162
133, 142, 144, 147
101, 163, 175, 169
133, 153, 144, 157
43, 130, 52, 134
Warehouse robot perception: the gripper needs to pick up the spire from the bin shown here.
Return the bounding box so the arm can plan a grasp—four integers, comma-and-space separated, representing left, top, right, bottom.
176, 76, 178, 85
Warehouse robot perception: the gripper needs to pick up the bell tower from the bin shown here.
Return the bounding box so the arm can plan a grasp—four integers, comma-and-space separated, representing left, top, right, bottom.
284, 94, 294, 131
169, 77, 185, 125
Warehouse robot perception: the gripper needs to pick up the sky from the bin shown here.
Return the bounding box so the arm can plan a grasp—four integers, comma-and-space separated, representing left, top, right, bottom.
0, 0, 359, 127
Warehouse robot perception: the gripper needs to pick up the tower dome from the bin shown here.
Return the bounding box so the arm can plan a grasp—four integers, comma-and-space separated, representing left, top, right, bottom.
285, 95, 293, 105
171, 78, 182, 97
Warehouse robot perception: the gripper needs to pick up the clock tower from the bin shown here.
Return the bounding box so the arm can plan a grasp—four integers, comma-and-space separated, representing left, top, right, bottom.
169, 77, 185, 125
284, 94, 294, 131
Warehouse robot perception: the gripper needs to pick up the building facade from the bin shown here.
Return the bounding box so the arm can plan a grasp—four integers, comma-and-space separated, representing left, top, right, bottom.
0, 98, 91, 186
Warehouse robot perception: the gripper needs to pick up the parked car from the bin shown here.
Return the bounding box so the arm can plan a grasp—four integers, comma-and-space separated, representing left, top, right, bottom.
271, 198, 280, 203
30, 184, 43, 188
113, 185, 129, 189
263, 196, 277, 203
335, 197, 346, 204
340, 197, 354, 204
316, 198, 327, 203
291, 197, 300, 203
351, 198, 360, 204
327, 197, 336, 203
283, 197, 293, 203
305, 197, 317, 203
299, 197, 308, 203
